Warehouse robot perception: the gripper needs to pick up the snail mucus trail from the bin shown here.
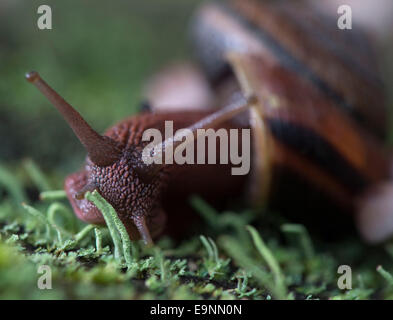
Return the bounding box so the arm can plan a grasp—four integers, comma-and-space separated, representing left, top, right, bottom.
25, 71, 256, 245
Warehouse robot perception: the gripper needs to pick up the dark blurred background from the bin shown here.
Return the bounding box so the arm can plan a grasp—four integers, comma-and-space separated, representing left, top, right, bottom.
0, 0, 205, 175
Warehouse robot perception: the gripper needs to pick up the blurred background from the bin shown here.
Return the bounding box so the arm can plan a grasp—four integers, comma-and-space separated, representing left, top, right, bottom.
0, 0, 205, 177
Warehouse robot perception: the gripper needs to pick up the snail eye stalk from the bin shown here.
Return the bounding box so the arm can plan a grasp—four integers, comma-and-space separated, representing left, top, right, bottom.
25, 71, 121, 166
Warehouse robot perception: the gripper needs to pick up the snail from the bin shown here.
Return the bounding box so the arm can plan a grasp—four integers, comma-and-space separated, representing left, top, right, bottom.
26, 0, 393, 245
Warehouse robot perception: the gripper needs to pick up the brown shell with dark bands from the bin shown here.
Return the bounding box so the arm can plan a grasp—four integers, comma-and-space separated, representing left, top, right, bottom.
228, 54, 390, 210
191, 0, 387, 138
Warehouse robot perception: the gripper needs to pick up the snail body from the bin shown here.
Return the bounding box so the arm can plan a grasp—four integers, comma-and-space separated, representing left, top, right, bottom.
27, 0, 393, 244
65, 110, 249, 243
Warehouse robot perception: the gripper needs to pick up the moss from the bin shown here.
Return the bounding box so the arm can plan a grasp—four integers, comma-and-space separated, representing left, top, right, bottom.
1, 161, 393, 299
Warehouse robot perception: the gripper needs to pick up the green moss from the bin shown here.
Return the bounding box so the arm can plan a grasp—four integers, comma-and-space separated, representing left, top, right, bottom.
1, 157, 393, 299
